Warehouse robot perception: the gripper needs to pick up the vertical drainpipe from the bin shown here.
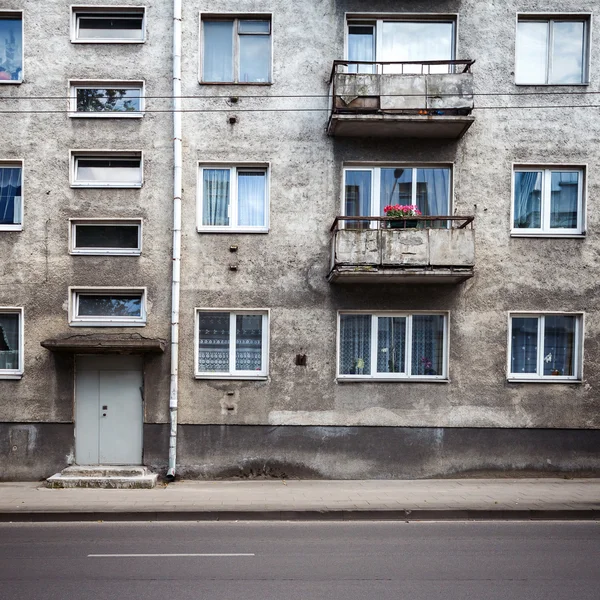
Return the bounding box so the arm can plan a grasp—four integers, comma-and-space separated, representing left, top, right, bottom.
167, 0, 182, 481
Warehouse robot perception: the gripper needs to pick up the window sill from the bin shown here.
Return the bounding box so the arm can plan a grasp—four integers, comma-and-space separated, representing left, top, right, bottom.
0, 373, 23, 380
337, 377, 449, 383
69, 113, 144, 119
514, 82, 589, 87
197, 227, 269, 234
0, 225, 23, 232
70, 321, 146, 327
0, 80, 22, 85
510, 232, 585, 239
70, 39, 146, 44
507, 378, 582, 384
71, 183, 143, 189
70, 250, 142, 256
199, 81, 273, 86
195, 375, 268, 381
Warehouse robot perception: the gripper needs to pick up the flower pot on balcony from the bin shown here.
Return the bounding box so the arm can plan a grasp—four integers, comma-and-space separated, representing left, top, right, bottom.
388, 219, 419, 229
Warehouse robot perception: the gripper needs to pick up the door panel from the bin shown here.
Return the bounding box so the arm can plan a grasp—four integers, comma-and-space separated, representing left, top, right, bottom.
75, 370, 100, 465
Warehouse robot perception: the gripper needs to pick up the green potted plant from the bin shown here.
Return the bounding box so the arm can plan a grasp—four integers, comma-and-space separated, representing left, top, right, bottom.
383, 204, 422, 228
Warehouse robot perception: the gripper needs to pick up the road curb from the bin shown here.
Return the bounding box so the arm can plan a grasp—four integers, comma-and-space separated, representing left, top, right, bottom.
1, 509, 599, 522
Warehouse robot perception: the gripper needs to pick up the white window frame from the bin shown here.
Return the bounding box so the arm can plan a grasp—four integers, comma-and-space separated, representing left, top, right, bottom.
345, 14, 458, 64
68, 80, 145, 118
69, 287, 147, 327
0, 307, 24, 379
515, 13, 591, 86
507, 312, 584, 382
195, 308, 270, 380
199, 13, 273, 84
197, 163, 270, 233
0, 160, 23, 232
69, 218, 142, 256
70, 6, 146, 44
0, 11, 23, 84
70, 150, 143, 188
342, 164, 453, 224
337, 311, 449, 382
511, 164, 586, 237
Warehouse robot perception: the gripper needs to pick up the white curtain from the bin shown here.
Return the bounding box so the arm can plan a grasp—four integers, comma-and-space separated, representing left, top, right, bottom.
203, 169, 230, 226
377, 317, 406, 373
411, 315, 444, 376
340, 315, 371, 375
348, 25, 374, 73
0, 313, 19, 370
0, 166, 21, 225
514, 171, 541, 229
238, 171, 266, 227
417, 168, 450, 219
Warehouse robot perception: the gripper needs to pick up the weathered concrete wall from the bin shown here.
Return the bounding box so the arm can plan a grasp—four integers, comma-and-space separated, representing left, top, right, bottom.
144, 424, 600, 479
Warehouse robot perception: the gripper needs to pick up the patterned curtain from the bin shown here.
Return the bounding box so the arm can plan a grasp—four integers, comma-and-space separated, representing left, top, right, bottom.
340, 315, 371, 375
543, 316, 575, 376
511, 317, 538, 374
235, 315, 263, 371
198, 312, 230, 372
411, 315, 444, 375
0, 313, 19, 370
377, 317, 406, 373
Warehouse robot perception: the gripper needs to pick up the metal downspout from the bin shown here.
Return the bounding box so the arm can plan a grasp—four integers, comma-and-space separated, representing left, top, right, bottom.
167, 0, 182, 481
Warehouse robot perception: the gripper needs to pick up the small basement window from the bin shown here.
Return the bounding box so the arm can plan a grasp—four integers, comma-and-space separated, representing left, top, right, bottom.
70, 220, 142, 255
71, 152, 143, 188
69, 81, 144, 117
72, 7, 145, 43
70, 289, 146, 326
0, 308, 23, 378
0, 12, 23, 83
0, 162, 22, 231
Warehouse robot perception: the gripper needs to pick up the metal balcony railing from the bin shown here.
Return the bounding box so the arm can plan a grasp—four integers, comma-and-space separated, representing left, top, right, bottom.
330, 215, 475, 232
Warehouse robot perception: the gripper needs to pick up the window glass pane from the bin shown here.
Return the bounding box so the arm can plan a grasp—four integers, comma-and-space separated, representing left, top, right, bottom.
511, 317, 539, 374
237, 171, 266, 227
239, 35, 271, 82
235, 315, 263, 371
0, 166, 22, 225
78, 16, 144, 40
381, 22, 454, 74
0, 17, 22, 81
76, 88, 142, 112
550, 171, 579, 229
203, 21, 233, 82
348, 25, 375, 73
238, 20, 270, 34
380, 168, 412, 215
543, 316, 575, 376
198, 312, 230, 372
411, 315, 444, 376
75, 225, 139, 249
344, 170, 372, 228
340, 315, 371, 375
377, 317, 406, 373
202, 169, 230, 226
516, 21, 548, 84
514, 171, 542, 229
78, 295, 142, 317
76, 159, 141, 183
0, 313, 19, 370
416, 168, 450, 217
551, 21, 585, 84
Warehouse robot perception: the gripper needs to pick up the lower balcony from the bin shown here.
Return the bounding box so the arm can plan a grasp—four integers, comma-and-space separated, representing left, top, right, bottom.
328, 216, 475, 284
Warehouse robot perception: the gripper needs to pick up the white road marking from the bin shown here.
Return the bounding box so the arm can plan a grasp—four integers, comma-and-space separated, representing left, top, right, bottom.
88, 553, 255, 558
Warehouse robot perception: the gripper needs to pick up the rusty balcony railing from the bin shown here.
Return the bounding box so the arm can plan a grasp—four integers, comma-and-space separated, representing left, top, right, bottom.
330, 215, 475, 232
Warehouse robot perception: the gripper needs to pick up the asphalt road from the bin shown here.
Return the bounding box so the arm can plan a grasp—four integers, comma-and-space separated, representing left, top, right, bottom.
0, 521, 598, 600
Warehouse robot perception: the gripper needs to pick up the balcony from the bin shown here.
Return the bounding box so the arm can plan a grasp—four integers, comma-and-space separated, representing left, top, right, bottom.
327, 60, 475, 139
328, 216, 475, 284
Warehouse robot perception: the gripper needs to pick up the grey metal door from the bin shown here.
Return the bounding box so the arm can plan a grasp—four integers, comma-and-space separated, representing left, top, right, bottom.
75, 355, 143, 465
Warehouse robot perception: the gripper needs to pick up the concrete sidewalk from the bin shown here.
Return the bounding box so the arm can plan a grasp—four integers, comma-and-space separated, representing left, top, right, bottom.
1, 479, 599, 521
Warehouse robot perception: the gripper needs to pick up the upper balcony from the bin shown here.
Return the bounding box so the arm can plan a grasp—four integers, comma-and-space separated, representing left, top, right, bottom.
328, 216, 475, 284
327, 60, 475, 139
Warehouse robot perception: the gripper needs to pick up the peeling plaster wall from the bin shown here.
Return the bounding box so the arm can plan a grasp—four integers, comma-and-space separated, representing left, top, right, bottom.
1, 1, 600, 479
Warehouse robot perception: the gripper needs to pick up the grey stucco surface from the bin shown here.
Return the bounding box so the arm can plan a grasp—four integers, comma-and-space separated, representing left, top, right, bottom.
1, 1, 600, 479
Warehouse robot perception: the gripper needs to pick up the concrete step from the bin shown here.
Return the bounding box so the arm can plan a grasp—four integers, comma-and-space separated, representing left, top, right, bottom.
46, 466, 158, 489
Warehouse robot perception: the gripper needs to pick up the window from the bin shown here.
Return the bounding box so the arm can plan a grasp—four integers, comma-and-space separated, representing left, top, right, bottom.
70, 289, 146, 326
70, 219, 142, 255
513, 167, 584, 235
347, 18, 455, 73
198, 165, 268, 231
195, 310, 269, 379
516, 16, 589, 84
509, 313, 582, 381
0, 308, 23, 379
71, 7, 145, 43
201, 17, 271, 83
0, 162, 22, 230
0, 13, 23, 83
71, 152, 143, 188
338, 312, 448, 380
344, 166, 451, 222
69, 81, 144, 117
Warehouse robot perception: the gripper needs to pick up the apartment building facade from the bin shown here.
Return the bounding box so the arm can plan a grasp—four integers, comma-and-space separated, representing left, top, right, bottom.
1, 0, 599, 480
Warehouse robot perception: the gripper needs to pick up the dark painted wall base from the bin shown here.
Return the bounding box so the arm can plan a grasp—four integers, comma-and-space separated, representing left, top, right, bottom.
2, 423, 599, 481
143, 424, 600, 480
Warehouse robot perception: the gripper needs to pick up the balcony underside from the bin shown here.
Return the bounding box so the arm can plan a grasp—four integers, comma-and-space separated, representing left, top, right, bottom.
328, 265, 474, 284
327, 113, 475, 138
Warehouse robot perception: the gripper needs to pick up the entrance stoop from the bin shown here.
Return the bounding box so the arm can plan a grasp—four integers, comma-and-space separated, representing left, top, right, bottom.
46, 465, 158, 489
